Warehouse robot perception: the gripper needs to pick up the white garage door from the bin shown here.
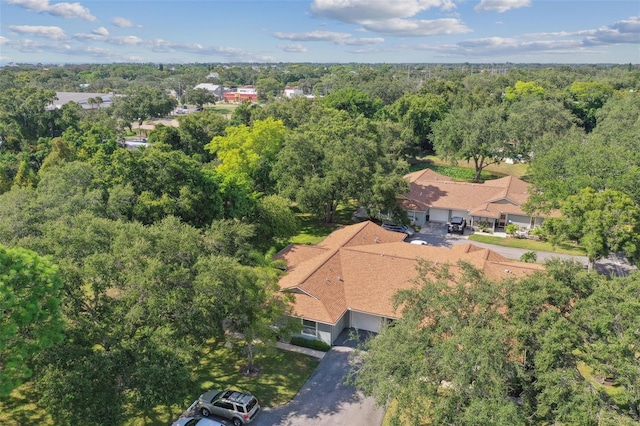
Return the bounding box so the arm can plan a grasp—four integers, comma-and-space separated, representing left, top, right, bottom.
429, 208, 449, 223
351, 311, 382, 333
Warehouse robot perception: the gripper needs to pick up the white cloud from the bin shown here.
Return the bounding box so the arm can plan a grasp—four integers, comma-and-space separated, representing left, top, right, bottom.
5, 0, 97, 21
361, 18, 471, 36
112, 17, 141, 28
311, 0, 455, 22
525, 16, 640, 45
474, 0, 531, 13
0, 36, 9, 45
9, 25, 66, 40
273, 30, 384, 45
278, 43, 307, 53
92, 27, 109, 36
310, 0, 469, 37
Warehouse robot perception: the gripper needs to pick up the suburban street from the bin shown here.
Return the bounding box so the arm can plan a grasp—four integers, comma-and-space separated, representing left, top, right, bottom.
410, 223, 637, 277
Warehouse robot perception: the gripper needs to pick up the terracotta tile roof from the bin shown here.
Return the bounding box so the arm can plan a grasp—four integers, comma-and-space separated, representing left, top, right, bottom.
278, 221, 543, 325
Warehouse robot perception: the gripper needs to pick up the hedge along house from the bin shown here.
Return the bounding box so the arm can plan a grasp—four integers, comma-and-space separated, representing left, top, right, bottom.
400, 169, 553, 232
276, 221, 543, 346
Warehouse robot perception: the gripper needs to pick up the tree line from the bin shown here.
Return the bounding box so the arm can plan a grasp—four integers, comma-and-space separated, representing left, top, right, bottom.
0, 62, 639, 424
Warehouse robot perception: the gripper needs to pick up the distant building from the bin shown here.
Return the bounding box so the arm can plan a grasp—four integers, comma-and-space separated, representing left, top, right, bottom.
48, 92, 113, 110
222, 85, 259, 103
284, 86, 303, 98
194, 83, 223, 101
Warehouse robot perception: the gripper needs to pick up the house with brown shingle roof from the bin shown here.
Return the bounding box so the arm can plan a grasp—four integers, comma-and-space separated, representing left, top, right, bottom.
276, 221, 543, 345
401, 169, 552, 232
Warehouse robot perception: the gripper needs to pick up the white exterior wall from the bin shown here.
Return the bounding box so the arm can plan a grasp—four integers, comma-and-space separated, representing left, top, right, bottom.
317, 322, 332, 346
508, 214, 532, 229
407, 210, 428, 227
237, 86, 257, 94
429, 208, 449, 223
350, 311, 382, 333
284, 87, 303, 98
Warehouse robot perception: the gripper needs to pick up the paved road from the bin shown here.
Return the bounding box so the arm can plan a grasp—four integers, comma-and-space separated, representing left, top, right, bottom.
410, 224, 636, 277
254, 347, 384, 426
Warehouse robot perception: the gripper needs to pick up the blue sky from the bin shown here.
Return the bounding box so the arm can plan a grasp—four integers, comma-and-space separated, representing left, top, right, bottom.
1, 0, 639, 64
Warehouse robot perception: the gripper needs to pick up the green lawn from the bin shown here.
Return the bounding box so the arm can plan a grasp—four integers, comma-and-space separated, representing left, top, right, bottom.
289, 202, 359, 246
0, 340, 319, 426
417, 155, 530, 180
468, 234, 586, 256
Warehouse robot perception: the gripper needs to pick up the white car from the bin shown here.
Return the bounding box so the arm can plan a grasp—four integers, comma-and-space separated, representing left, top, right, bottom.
410, 240, 428, 245
172, 417, 225, 426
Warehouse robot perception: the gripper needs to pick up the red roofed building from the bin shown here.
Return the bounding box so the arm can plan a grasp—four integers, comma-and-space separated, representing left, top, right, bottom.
222, 85, 258, 103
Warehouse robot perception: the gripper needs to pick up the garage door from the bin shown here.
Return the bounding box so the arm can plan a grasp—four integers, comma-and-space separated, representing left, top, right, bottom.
351, 311, 382, 333
429, 208, 449, 223
508, 214, 531, 228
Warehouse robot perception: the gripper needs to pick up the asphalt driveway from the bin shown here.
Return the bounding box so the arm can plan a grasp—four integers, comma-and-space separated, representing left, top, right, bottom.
254, 344, 384, 426
409, 223, 636, 277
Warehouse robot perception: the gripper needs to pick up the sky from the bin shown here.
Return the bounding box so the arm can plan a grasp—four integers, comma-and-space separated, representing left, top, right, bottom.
1, 0, 639, 65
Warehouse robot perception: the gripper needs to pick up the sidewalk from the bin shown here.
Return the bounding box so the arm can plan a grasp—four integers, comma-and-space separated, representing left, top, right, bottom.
276, 342, 326, 359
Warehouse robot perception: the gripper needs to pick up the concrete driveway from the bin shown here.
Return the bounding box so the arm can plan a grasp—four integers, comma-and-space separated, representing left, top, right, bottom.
254, 337, 384, 426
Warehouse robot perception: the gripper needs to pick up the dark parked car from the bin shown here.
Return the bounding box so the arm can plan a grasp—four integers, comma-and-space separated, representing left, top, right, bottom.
448, 217, 467, 234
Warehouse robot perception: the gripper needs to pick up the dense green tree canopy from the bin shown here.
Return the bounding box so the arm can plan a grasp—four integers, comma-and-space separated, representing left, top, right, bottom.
351, 259, 637, 425
273, 108, 405, 223
207, 117, 287, 194
0, 245, 64, 395
431, 104, 510, 181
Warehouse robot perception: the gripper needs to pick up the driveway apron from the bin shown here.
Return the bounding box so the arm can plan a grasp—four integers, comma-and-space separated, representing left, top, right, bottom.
255, 346, 384, 426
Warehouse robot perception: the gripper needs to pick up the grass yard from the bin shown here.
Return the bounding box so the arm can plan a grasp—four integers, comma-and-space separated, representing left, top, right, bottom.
0, 340, 319, 426
289, 201, 359, 246
416, 155, 530, 180
205, 102, 240, 117
467, 233, 586, 256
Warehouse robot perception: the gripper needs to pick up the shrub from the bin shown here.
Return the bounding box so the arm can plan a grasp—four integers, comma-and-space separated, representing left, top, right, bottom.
290, 336, 331, 352
505, 223, 519, 236
476, 221, 492, 232
520, 251, 537, 263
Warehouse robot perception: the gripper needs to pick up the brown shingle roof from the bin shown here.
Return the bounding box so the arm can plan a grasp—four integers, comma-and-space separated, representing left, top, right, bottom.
278, 221, 543, 325
401, 169, 544, 218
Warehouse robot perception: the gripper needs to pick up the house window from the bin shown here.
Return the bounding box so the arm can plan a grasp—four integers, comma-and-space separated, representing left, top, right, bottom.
302, 319, 317, 337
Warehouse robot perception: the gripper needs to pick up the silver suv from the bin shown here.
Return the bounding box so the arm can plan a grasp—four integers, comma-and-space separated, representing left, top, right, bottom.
198, 389, 260, 426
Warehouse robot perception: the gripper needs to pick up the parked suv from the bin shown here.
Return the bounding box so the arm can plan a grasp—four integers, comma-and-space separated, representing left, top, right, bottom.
198, 389, 260, 426
448, 217, 467, 234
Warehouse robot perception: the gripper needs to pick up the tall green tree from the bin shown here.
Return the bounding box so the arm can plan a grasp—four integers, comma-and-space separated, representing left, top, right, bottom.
378, 92, 449, 153
111, 86, 177, 131
273, 108, 403, 223
0, 245, 64, 395
184, 87, 217, 108
431, 105, 510, 182
543, 188, 640, 270
206, 117, 287, 194
322, 87, 382, 118
574, 273, 640, 419
0, 85, 57, 147
350, 259, 616, 425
